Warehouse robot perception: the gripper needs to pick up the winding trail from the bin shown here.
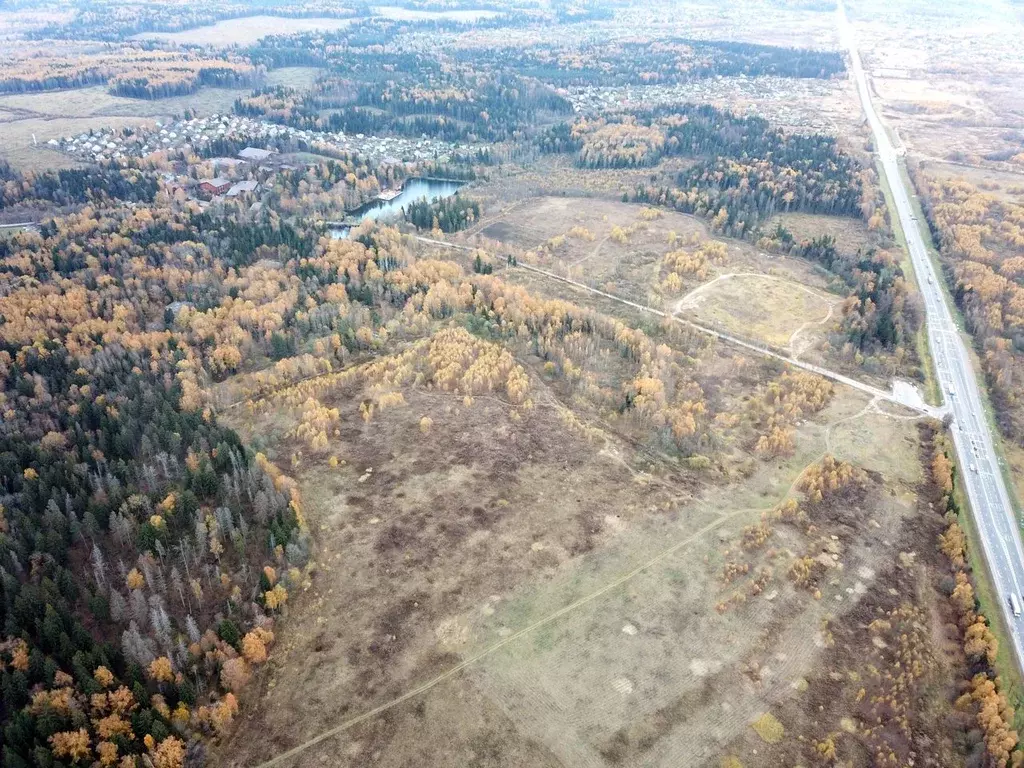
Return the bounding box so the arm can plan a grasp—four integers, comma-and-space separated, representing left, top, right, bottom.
413, 235, 940, 416
789, 301, 836, 361
252, 378, 927, 767
671, 271, 839, 360
568, 234, 610, 268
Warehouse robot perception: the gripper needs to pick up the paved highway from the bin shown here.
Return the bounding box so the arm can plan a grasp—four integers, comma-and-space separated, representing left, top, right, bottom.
838, 3, 1024, 667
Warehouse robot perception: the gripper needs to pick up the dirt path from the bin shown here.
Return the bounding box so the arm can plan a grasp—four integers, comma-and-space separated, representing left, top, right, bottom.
672, 272, 829, 314
253, 502, 759, 768
464, 199, 527, 236
788, 300, 836, 361
412, 236, 938, 416
569, 234, 610, 268
251, 386, 929, 767
505, 256, 940, 418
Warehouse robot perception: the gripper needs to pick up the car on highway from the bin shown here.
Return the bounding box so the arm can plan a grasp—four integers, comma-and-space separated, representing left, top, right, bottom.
1012, 593, 1022, 618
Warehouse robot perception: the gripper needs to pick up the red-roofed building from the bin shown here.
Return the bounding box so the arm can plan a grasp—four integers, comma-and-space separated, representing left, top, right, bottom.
199, 177, 231, 195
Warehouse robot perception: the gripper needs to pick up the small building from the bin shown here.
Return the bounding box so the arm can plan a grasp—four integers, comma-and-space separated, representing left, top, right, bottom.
211, 157, 245, 169
199, 177, 231, 195
226, 180, 259, 198
238, 147, 273, 161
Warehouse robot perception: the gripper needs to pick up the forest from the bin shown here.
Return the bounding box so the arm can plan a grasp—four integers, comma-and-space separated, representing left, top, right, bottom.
0, 196, 322, 765
0, 48, 256, 99
235, 18, 840, 146
537, 106, 907, 359
404, 194, 479, 232
235, 67, 571, 143
915, 170, 1024, 442
2, 2, 1011, 764
450, 38, 845, 86
765, 228, 919, 358
0, 161, 160, 211
578, 106, 874, 234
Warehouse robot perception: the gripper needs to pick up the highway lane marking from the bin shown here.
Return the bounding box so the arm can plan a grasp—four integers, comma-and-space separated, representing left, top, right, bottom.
839, 0, 1024, 654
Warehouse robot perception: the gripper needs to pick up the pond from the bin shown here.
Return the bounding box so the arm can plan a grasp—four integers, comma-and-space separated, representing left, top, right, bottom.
330, 178, 464, 238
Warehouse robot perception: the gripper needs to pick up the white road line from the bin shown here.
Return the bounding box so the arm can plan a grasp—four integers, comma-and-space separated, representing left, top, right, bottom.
838, 1, 1024, 668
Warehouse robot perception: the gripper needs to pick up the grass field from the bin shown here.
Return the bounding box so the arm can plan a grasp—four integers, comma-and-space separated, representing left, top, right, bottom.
679, 273, 837, 351
766, 211, 881, 255
214, 348, 950, 767
265, 67, 324, 90
209, 212, 962, 766
474, 196, 832, 308
0, 85, 250, 171
132, 15, 354, 46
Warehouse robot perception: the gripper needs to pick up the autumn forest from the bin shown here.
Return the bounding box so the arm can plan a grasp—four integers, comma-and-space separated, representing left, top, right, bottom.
1, 0, 1024, 767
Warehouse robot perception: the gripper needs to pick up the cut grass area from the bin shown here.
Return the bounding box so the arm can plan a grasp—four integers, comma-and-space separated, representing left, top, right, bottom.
265, 67, 323, 90
132, 15, 355, 46
680, 274, 834, 349
0, 85, 249, 171
830, 409, 923, 484
767, 211, 878, 255
0, 85, 248, 119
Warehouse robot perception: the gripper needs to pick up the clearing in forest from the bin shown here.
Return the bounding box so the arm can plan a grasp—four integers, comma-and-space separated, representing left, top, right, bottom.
676, 273, 838, 353
211, 225, 954, 767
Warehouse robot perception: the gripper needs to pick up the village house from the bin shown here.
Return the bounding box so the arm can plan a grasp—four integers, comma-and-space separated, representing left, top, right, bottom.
238, 146, 273, 162
226, 180, 260, 198
199, 177, 232, 195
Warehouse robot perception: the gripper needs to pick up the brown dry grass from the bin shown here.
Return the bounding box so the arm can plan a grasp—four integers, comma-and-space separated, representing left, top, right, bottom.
0, 85, 251, 171
680, 274, 836, 350
211, 273, 949, 768
132, 16, 355, 46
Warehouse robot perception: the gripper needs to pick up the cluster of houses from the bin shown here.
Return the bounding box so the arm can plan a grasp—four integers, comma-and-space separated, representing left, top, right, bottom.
51, 113, 477, 166
566, 75, 847, 134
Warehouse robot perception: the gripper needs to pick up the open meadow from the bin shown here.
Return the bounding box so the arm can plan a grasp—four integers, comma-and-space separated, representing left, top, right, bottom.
0, 85, 250, 171
132, 16, 355, 46
212, 234, 957, 767
0, 3, 1017, 766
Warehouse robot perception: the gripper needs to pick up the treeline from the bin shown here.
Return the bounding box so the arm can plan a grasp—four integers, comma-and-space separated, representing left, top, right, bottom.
0, 217, 319, 765
914, 169, 1024, 442
452, 38, 845, 87
541, 105, 908, 360
581, 106, 869, 236
0, 50, 256, 100
0, 347, 300, 766
109, 67, 257, 100
245, 18, 512, 69
769, 229, 919, 356
236, 69, 570, 143
404, 194, 479, 232
0, 180, 349, 764
924, 425, 1023, 768
0, 161, 159, 211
